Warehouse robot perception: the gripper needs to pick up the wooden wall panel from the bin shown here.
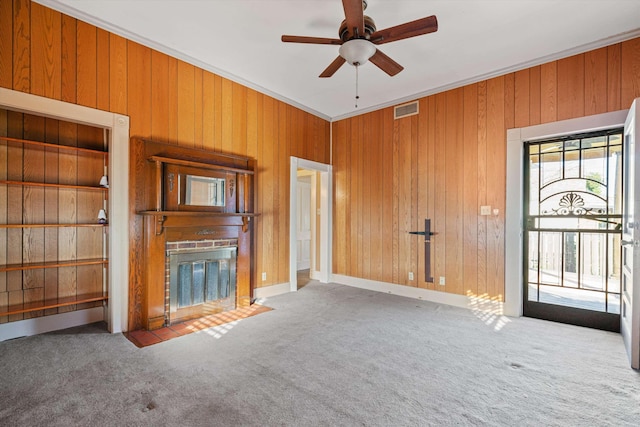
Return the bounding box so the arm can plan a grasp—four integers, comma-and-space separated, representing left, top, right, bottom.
1, 0, 330, 329
621, 38, 640, 108
462, 85, 478, 296
608, 44, 622, 111
557, 55, 585, 121
332, 38, 640, 300
127, 42, 151, 138
96, 29, 110, 111
43, 118, 59, 315
0, 110, 8, 322
12, 0, 30, 92
584, 47, 608, 116
0, 1, 13, 89
30, 2, 61, 100
60, 15, 76, 104
76, 21, 97, 107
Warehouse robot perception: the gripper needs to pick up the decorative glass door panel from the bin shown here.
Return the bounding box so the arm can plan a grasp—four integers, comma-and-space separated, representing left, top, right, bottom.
524, 129, 623, 331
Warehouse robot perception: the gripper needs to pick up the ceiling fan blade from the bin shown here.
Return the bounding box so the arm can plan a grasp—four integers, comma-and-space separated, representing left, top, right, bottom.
281, 35, 343, 45
342, 0, 364, 39
369, 49, 404, 76
319, 56, 347, 78
370, 15, 438, 45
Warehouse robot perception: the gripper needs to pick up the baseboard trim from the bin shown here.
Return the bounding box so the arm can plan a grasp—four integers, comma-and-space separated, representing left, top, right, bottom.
0, 307, 105, 342
331, 274, 472, 309
254, 282, 291, 299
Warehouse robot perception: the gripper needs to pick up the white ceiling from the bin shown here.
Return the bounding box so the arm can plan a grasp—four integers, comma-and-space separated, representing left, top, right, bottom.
37, 0, 640, 121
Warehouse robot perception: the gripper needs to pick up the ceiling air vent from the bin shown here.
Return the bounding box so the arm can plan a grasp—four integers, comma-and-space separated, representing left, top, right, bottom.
394, 101, 419, 119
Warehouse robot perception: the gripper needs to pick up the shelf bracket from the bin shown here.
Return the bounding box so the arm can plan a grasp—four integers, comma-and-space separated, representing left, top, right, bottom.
155, 215, 166, 235
242, 216, 250, 233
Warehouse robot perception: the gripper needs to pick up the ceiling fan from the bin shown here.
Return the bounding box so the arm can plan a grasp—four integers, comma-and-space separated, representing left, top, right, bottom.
281, 0, 438, 78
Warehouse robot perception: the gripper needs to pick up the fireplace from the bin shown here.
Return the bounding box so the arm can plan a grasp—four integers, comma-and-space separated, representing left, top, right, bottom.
131, 138, 257, 331
168, 245, 237, 324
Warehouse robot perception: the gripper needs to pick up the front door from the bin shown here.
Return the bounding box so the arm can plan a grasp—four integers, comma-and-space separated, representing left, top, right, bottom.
621, 98, 640, 369
524, 128, 624, 332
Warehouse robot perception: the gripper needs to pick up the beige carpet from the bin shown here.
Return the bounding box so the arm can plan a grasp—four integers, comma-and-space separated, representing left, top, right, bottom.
1, 281, 639, 426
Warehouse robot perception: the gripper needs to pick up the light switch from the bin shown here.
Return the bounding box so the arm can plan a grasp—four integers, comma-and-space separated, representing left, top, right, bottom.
480, 205, 491, 216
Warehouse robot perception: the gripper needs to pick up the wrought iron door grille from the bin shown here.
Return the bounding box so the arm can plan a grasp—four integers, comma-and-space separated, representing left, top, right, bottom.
524, 129, 623, 314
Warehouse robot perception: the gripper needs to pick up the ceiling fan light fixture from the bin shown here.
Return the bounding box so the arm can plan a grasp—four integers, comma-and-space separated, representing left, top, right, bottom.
339, 39, 376, 66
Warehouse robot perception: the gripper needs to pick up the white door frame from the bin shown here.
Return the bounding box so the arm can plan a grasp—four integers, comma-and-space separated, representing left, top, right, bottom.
505, 109, 629, 317
0, 87, 129, 339
290, 157, 332, 291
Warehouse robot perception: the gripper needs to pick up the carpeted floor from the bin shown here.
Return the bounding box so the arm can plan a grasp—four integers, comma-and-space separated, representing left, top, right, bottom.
1, 281, 639, 426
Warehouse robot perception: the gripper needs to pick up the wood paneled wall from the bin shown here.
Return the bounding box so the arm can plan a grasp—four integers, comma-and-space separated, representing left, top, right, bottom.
333, 38, 640, 300
1, 0, 330, 329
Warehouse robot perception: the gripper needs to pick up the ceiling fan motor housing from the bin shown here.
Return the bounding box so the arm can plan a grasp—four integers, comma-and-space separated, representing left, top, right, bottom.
339, 15, 376, 41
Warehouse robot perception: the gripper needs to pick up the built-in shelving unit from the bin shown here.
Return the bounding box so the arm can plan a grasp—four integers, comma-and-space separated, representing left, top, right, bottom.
0, 129, 109, 321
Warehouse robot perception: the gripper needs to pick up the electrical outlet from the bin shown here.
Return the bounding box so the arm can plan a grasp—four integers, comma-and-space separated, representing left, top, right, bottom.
480, 205, 491, 216
439, 276, 446, 286
261, 272, 267, 281
408, 272, 414, 281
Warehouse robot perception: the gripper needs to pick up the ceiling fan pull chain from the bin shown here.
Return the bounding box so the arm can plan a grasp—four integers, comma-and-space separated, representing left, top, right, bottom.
355, 64, 360, 108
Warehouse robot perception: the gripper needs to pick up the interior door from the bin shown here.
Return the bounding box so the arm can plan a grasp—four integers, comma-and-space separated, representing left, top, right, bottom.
296, 178, 312, 271
621, 98, 640, 369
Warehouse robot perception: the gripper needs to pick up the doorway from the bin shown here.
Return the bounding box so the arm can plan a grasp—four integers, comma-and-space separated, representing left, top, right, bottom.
523, 129, 623, 331
289, 157, 332, 292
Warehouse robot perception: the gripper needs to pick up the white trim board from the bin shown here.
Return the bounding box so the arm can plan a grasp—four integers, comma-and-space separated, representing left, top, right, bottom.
332, 274, 471, 309
0, 87, 130, 338
504, 109, 629, 317
0, 307, 104, 341
253, 282, 291, 300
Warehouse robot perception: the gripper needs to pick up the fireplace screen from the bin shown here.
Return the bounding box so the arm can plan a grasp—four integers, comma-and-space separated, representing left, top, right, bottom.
169, 247, 237, 319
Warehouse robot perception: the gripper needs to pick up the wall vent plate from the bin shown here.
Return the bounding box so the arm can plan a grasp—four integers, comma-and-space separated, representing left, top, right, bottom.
394, 101, 419, 119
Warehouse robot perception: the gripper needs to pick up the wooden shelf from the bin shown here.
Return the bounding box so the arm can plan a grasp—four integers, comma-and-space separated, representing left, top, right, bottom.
0, 180, 108, 191
138, 210, 259, 217
0, 136, 107, 155
0, 292, 108, 317
0, 223, 107, 229
148, 155, 255, 175
0, 258, 108, 272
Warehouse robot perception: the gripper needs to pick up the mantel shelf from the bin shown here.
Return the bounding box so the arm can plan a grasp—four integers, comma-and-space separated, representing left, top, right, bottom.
0, 180, 108, 191
0, 292, 108, 317
137, 210, 259, 217
0, 258, 108, 272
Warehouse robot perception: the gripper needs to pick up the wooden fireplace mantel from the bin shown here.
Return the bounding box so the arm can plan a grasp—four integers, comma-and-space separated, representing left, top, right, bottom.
138, 211, 259, 235
130, 138, 258, 330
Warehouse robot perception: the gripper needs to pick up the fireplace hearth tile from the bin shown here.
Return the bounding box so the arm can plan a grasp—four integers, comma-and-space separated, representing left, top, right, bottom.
124, 304, 273, 348
153, 327, 181, 341
125, 330, 163, 348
